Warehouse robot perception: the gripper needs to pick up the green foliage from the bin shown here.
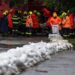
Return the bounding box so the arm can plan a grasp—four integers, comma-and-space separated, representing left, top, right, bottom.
43, 0, 56, 8
11, 0, 75, 13
42, 0, 75, 13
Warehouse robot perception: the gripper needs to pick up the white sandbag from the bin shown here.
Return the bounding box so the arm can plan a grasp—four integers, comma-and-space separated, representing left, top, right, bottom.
52, 25, 59, 34
0, 33, 73, 75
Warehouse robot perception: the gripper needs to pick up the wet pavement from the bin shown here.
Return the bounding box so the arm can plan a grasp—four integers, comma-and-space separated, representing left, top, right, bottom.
0, 36, 48, 51
20, 50, 75, 75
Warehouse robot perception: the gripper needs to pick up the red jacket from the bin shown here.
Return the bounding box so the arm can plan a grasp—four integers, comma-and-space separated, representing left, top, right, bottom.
42, 8, 50, 17
69, 14, 74, 29
7, 13, 13, 29
50, 17, 61, 25
31, 13, 39, 29
0, 12, 3, 20
62, 16, 71, 29
50, 16, 62, 30
26, 16, 33, 27
74, 14, 75, 28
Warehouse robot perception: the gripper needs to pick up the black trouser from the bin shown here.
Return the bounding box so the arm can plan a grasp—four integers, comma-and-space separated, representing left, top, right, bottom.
70, 29, 74, 34
18, 25, 26, 35
59, 30, 63, 36
32, 28, 40, 35
73, 29, 75, 34
12, 24, 19, 35
8, 27, 12, 34
26, 27, 32, 35
70, 29, 75, 38
62, 28, 70, 36
47, 26, 51, 33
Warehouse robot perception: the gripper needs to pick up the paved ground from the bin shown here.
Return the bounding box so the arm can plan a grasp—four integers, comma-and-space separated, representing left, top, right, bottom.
0, 36, 48, 52
20, 50, 75, 75
0, 36, 48, 44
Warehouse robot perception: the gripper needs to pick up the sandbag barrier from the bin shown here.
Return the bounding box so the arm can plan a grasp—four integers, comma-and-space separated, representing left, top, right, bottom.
0, 34, 73, 75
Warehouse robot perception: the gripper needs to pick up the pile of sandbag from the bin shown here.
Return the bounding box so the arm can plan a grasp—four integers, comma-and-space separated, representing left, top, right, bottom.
0, 34, 73, 75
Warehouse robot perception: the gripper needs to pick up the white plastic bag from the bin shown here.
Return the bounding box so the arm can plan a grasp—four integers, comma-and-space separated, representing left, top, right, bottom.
52, 25, 59, 34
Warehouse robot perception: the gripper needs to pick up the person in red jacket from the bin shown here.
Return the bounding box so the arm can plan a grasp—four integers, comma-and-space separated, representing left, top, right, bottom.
7, 10, 13, 35
26, 12, 33, 36
49, 12, 61, 34
74, 14, 75, 27
0, 10, 3, 20
41, 7, 51, 24
31, 11, 40, 35
69, 13, 74, 37
42, 7, 50, 18
73, 14, 75, 37
62, 14, 72, 37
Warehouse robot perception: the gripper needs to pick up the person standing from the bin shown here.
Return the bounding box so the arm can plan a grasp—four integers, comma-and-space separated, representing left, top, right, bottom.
0, 11, 9, 36
20, 11, 27, 35
62, 14, 71, 37
7, 10, 13, 35
0, 10, 3, 33
69, 13, 74, 38
26, 11, 33, 36
49, 12, 61, 34
12, 10, 20, 36
31, 11, 40, 35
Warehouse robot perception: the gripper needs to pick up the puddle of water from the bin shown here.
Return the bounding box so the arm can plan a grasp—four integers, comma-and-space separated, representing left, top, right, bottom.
35, 69, 48, 73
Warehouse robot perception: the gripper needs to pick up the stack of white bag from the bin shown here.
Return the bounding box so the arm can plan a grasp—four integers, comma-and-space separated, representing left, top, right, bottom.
0, 34, 73, 75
